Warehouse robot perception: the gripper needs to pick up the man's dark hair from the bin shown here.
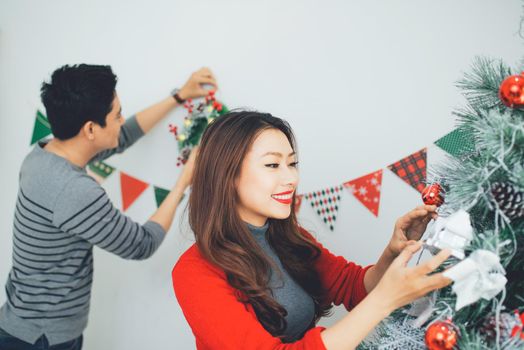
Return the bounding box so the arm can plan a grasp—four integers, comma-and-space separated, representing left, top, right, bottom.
40, 64, 118, 140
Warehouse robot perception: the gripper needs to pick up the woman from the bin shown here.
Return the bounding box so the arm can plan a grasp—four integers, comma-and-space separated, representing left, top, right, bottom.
172, 111, 451, 349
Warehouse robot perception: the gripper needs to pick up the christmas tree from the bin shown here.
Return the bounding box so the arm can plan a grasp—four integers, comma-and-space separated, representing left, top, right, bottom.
358, 39, 524, 350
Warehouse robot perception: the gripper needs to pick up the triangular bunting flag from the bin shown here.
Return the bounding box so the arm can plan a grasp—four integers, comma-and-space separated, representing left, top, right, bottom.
294, 194, 303, 214
120, 172, 149, 211
30, 110, 52, 145
304, 185, 343, 231
343, 169, 383, 217
154, 187, 186, 207
387, 148, 427, 193
88, 161, 115, 179
154, 186, 170, 207
434, 128, 476, 158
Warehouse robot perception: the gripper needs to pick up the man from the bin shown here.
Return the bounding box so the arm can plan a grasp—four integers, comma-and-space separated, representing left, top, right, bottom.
0, 64, 216, 349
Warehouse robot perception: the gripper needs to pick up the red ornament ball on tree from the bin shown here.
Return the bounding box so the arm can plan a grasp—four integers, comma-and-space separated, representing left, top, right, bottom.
499, 73, 524, 108
422, 183, 445, 207
425, 320, 458, 350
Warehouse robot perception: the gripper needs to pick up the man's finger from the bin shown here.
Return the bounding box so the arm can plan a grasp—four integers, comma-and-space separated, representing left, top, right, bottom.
196, 67, 212, 75
197, 77, 217, 87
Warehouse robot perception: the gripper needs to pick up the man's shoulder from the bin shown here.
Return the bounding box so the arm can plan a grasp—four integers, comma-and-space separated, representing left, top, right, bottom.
20, 145, 103, 211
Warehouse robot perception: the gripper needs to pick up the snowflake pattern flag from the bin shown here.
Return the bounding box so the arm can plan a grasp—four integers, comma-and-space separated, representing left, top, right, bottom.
344, 169, 383, 217
120, 172, 149, 211
387, 148, 427, 193
304, 186, 343, 231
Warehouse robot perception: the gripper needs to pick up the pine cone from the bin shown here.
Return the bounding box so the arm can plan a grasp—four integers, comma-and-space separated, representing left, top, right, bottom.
491, 182, 524, 221
481, 311, 523, 343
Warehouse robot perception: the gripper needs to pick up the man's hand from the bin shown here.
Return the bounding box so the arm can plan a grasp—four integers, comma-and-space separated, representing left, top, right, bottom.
386, 205, 438, 257
177, 147, 199, 189
178, 68, 217, 100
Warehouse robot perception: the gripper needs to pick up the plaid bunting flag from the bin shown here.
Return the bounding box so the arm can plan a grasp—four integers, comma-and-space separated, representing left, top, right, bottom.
304, 185, 343, 231
387, 148, 427, 193
344, 169, 383, 217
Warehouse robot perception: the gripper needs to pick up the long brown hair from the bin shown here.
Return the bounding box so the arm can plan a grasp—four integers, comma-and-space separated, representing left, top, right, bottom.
189, 111, 331, 337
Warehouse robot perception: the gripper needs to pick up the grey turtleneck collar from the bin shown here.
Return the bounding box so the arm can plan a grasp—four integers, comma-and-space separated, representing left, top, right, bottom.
246, 221, 269, 236
244, 220, 315, 342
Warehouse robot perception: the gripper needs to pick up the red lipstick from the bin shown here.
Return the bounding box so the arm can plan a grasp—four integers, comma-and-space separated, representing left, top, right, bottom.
271, 191, 294, 205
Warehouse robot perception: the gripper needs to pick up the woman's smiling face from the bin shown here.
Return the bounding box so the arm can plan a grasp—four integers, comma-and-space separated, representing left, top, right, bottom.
235, 128, 299, 227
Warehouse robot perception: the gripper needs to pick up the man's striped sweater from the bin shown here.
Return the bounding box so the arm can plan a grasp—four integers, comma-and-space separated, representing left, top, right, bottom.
0, 116, 165, 345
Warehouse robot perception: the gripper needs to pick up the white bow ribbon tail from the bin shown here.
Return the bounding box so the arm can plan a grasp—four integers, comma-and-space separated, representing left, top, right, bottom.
443, 249, 507, 310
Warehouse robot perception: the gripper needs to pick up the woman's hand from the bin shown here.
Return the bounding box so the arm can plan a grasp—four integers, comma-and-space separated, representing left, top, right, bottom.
372, 242, 451, 313
178, 67, 217, 100
386, 205, 438, 257
321, 242, 451, 350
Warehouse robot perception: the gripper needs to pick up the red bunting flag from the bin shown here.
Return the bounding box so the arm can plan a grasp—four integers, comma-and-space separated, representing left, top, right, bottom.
120, 172, 149, 211
344, 169, 383, 217
387, 148, 427, 193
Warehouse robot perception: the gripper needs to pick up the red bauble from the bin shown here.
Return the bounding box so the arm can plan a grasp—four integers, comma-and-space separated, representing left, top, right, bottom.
499, 73, 524, 108
425, 321, 459, 350
422, 183, 445, 207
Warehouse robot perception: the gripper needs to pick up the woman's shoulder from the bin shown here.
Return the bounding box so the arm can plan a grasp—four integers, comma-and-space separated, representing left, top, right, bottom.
172, 244, 224, 281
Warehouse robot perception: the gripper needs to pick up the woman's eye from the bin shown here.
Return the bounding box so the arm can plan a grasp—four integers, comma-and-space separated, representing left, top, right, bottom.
289, 162, 299, 168
265, 163, 279, 168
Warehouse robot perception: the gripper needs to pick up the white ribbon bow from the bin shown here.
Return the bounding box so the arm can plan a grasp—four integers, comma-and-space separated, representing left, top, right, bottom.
425, 209, 473, 259
443, 249, 507, 310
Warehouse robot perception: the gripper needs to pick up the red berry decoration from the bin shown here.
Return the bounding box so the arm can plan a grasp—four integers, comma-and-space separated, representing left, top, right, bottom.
425, 320, 459, 350
168, 124, 178, 136
206, 90, 216, 103
499, 73, 524, 108
422, 183, 445, 207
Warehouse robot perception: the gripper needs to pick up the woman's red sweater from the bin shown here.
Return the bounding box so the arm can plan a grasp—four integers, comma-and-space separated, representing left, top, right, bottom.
172, 228, 372, 349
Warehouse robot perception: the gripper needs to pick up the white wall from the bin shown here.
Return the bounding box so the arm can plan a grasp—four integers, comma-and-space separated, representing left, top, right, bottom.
0, 1, 521, 349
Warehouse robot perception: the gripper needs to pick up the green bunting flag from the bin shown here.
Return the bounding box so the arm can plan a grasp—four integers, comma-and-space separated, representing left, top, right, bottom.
88, 161, 115, 179
434, 128, 476, 158
154, 186, 186, 207
30, 110, 52, 145
154, 186, 170, 207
